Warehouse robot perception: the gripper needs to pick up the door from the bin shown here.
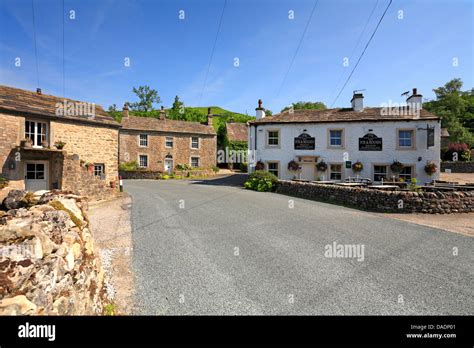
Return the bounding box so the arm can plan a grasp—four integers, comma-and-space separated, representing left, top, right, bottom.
164, 159, 173, 174
25, 161, 49, 191
300, 163, 315, 181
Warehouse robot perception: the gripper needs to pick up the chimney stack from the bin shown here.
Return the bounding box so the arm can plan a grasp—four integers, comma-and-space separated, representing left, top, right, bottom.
36, 88, 42, 95
351, 93, 364, 112
255, 99, 265, 119
406, 88, 423, 109
159, 106, 166, 120
207, 107, 213, 126
122, 103, 129, 119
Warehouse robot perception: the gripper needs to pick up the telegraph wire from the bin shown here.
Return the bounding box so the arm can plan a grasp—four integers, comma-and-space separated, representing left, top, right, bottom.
276, 0, 319, 97
62, 0, 65, 97
328, 0, 379, 104
199, 0, 227, 105
31, 0, 40, 88
330, 0, 393, 107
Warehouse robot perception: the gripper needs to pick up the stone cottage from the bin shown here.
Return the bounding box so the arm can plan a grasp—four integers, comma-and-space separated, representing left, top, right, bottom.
0, 85, 120, 194
119, 105, 217, 173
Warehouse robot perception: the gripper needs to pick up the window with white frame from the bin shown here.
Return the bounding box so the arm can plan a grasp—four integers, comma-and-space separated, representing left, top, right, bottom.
25, 120, 48, 147
165, 136, 173, 148
94, 164, 105, 178
330, 164, 342, 180
139, 134, 148, 147
373, 165, 388, 181
267, 130, 279, 146
398, 130, 414, 148
190, 157, 199, 167
139, 155, 148, 168
329, 130, 343, 147
191, 136, 199, 149
267, 162, 279, 177
399, 166, 413, 181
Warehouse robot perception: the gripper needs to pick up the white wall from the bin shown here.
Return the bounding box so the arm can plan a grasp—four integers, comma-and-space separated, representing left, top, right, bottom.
249, 120, 441, 184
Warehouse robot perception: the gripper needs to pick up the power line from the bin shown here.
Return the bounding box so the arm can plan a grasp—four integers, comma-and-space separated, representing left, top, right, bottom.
31, 0, 40, 88
276, 0, 319, 97
328, 0, 379, 103
62, 0, 65, 97
330, 0, 392, 107
199, 0, 227, 105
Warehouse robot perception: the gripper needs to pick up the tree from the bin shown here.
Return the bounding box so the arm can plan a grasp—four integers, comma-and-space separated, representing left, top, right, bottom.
108, 104, 118, 112
281, 101, 326, 113
171, 95, 184, 112
129, 86, 161, 112
265, 109, 273, 116
424, 78, 474, 146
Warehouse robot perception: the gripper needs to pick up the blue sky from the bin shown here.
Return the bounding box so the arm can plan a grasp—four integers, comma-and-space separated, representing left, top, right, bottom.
0, 0, 472, 115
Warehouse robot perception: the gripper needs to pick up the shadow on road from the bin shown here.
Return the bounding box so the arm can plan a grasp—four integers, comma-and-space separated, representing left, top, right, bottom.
191, 173, 248, 187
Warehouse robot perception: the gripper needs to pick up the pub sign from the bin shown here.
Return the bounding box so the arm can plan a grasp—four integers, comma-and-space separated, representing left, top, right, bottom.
294, 133, 315, 150
359, 133, 382, 151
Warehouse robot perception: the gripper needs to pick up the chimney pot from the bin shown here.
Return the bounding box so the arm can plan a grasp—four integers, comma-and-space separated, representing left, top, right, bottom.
255, 99, 265, 119
351, 93, 364, 112
159, 106, 165, 120
207, 108, 213, 126
122, 103, 129, 119
413, 88, 417, 95
36, 88, 42, 95
406, 88, 423, 110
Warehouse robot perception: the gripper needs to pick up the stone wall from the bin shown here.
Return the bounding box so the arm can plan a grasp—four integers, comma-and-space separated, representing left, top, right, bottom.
119, 168, 215, 180
51, 120, 119, 182
275, 180, 474, 214
441, 161, 474, 174
62, 155, 117, 200
0, 191, 106, 315
0, 113, 22, 186
119, 130, 216, 171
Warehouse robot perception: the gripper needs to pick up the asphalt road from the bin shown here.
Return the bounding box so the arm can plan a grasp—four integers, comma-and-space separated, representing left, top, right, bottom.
125, 176, 474, 315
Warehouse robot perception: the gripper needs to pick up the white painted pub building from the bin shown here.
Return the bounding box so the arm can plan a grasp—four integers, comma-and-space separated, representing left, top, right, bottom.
248, 89, 441, 184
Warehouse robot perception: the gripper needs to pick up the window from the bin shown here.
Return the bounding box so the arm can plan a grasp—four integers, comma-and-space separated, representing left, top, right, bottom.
267, 162, 279, 177
399, 166, 413, 181
165, 137, 173, 148
267, 130, 279, 146
94, 164, 105, 178
398, 130, 414, 148
139, 134, 148, 147
190, 157, 200, 168
330, 164, 342, 180
26, 163, 45, 180
139, 155, 148, 168
373, 165, 388, 182
191, 137, 199, 149
329, 130, 343, 147
25, 120, 47, 147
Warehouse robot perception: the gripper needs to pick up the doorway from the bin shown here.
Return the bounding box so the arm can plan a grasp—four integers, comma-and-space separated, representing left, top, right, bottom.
164, 158, 173, 174
300, 163, 315, 181
24, 161, 49, 191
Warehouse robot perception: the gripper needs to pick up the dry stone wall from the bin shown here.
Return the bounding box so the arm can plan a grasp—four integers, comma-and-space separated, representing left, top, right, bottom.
0, 190, 106, 315
276, 180, 474, 214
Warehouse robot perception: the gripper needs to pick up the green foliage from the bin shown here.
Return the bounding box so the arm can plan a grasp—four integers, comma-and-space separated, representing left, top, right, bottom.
0, 175, 8, 190
424, 78, 474, 145
239, 162, 248, 172
119, 161, 138, 171
281, 101, 327, 113
175, 163, 191, 171
211, 165, 219, 173
129, 86, 161, 112
244, 170, 278, 192
265, 109, 273, 116
103, 303, 116, 316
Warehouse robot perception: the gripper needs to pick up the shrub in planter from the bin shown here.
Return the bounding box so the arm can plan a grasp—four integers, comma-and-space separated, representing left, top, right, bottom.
390, 160, 404, 173
54, 140, 66, 150
255, 161, 265, 171
352, 161, 363, 172
244, 170, 278, 192
119, 161, 138, 171
287, 160, 300, 171
424, 162, 437, 175
316, 161, 328, 172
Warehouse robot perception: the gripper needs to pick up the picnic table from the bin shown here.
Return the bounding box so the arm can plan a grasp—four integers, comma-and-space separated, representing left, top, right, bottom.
367, 185, 399, 191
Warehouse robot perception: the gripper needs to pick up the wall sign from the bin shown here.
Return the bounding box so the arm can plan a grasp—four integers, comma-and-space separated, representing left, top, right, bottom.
345, 161, 352, 169
359, 133, 382, 151
294, 133, 315, 150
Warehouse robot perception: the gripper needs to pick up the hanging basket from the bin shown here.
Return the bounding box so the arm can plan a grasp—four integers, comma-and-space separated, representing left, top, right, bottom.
390, 160, 404, 173
352, 161, 363, 172
288, 160, 300, 171
424, 162, 437, 175
316, 161, 328, 172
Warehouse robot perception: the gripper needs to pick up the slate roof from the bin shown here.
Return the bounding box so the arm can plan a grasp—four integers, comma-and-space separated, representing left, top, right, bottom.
0, 85, 120, 127
249, 107, 439, 125
226, 122, 248, 142
121, 116, 216, 135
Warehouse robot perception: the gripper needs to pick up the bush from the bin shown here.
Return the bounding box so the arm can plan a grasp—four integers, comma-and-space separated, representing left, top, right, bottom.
211, 165, 220, 173
0, 175, 8, 190
244, 170, 278, 192
176, 163, 191, 171
445, 143, 470, 161
119, 161, 138, 171
239, 162, 248, 172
